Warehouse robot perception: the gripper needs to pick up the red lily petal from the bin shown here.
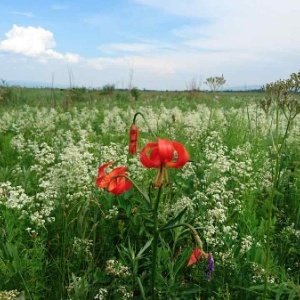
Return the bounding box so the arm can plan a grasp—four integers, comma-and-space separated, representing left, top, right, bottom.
187, 248, 202, 267
157, 138, 175, 162
140, 142, 161, 168
96, 163, 132, 195
98, 162, 113, 176
109, 166, 128, 177
109, 177, 132, 195
96, 176, 110, 188
149, 147, 162, 166
166, 141, 189, 168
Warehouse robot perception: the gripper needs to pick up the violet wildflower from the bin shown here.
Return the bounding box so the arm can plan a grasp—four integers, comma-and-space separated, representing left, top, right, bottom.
205, 253, 214, 279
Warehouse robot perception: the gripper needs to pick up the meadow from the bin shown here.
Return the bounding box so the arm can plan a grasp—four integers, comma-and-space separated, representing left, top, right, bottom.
0, 78, 299, 299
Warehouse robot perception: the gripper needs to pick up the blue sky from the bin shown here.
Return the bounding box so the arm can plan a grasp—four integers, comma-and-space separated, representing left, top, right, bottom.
0, 0, 300, 90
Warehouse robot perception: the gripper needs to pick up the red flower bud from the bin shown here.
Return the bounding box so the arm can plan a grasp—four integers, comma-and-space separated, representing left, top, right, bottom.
187, 247, 203, 267
129, 124, 139, 155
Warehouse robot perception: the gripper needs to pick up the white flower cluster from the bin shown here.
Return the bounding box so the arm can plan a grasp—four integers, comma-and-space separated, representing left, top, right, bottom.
101, 107, 129, 134
281, 223, 300, 238
0, 290, 22, 300
105, 205, 119, 220
37, 138, 97, 205
105, 259, 131, 277
162, 195, 195, 218
185, 131, 270, 253
251, 262, 276, 284
182, 105, 211, 140
0, 181, 55, 227
94, 288, 108, 300
240, 235, 254, 254
100, 142, 127, 166
116, 285, 133, 299
72, 237, 93, 257
0, 182, 31, 211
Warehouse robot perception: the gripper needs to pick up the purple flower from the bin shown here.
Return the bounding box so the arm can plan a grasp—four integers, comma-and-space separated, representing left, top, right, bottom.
205, 253, 214, 279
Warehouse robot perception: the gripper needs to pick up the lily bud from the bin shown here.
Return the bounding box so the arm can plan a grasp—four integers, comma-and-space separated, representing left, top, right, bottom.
129, 123, 139, 155
187, 247, 202, 267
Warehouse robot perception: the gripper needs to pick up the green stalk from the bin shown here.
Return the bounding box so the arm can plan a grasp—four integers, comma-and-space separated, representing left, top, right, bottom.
122, 175, 151, 205
263, 103, 284, 299
151, 186, 162, 300
160, 222, 204, 249
133, 112, 157, 138
263, 105, 278, 299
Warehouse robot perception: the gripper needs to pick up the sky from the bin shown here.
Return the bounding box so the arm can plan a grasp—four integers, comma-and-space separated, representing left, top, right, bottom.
0, 0, 300, 90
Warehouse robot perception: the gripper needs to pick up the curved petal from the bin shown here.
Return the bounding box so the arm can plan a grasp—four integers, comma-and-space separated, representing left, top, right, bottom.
98, 162, 113, 176
109, 166, 127, 177
166, 141, 189, 168
157, 138, 175, 162
109, 177, 132, 195
96, 176, 107, 188
149, 147, 161, 166
108, 178, 118, 193
140, 142, 161, 168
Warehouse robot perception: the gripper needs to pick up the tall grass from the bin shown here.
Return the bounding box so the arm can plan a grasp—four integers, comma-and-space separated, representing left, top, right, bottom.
0, 86, 299, 299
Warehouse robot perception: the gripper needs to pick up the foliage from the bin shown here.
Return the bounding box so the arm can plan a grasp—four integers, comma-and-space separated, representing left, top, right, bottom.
0, 80, 15, 106
0, 74, 299, 299
101, 84, 115, 95
131, 87, 140, 101
205, 75, 226, 92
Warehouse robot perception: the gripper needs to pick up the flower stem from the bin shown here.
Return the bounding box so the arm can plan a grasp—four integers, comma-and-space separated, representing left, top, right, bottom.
151, 186, 162, 300
117, 175, 151, 205
133, 112, 156, 138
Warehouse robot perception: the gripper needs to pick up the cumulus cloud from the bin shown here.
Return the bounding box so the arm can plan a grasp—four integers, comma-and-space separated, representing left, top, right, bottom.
0, 25, 80, 62
1, 1, 299, 90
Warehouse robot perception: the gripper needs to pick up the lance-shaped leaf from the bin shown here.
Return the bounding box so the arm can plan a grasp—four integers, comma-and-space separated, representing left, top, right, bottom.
159, 207, 187, 231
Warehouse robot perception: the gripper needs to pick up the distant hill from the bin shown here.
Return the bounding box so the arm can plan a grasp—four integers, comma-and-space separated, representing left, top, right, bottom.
6, 80, 68, 89
5, 80, 263, 92
223, 85, 263, 92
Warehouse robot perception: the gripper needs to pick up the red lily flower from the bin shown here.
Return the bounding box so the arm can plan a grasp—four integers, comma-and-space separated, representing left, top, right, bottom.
140, 138, 189, 187
129, 123, 139, 155
96, 162, 132, 195
187, 247, 203, 267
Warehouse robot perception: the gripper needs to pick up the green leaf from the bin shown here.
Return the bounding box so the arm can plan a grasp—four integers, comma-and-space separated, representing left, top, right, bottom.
137, 277, 146, 300
136, 238, 153, 260
159, 207, 187, 231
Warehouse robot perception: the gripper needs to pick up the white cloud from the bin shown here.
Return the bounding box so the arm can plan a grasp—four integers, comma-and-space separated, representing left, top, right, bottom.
137, 0, 300, 55
0, 25, 80, 63
184, 2, 300, 54
1, 1, 300, 90
98, 43, 156, 54
88, 55, 175, 75
11, 11, 35, 18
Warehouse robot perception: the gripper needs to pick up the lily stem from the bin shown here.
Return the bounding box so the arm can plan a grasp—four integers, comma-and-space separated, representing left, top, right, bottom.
133, 112, 157, 138
151, 186, 162, 300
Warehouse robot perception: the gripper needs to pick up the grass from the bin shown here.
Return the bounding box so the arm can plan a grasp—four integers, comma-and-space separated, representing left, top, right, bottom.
0, 85, 299, 299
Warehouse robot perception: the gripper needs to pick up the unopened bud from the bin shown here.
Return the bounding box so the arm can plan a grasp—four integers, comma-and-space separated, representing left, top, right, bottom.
129, 124, 139, 155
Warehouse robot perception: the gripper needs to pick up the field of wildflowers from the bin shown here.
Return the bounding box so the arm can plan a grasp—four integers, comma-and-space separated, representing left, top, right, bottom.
0, 75, 300, 299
